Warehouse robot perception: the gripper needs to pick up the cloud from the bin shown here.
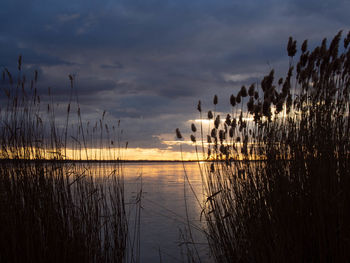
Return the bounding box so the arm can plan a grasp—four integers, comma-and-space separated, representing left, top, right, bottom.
1, 0, 349, 156
222, 73, 263, 83
100, 62, 124, 69
57, 13, 81, 23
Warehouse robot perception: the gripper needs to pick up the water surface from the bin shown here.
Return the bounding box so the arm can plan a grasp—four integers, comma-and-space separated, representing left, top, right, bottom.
123, 162, 210, 262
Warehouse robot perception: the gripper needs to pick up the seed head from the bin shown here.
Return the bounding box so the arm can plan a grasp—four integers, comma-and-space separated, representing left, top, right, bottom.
247, 97, 254, 113
208, 110, 213, 119
344, 31, 350, 49
240, 86, 248, 97
214, 115, 220, 129
236, 94, 241, 104
329, 30, 342, 59
213, 94, 218, 105
254, 91, 259, 100
225, 114, 231, 126
229, 127, 234, 137
321, 38, 327, 55
197, 100, 202, 112
301, 39, 308, 53
211, 128, 217, 138
207, 135, 212, 143
287, 36, 297, 57
231, 118, 237, 128
191, 123, 197, 132
219, 129, 225, 142
190, 134, 196, 143
261, 70, 274, 92
175, 128, 182, 139
230, 95, 236, 107
248, 84, 255, 97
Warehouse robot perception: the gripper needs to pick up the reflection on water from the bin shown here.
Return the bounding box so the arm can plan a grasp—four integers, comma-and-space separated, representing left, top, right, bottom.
91, 161, 211, 263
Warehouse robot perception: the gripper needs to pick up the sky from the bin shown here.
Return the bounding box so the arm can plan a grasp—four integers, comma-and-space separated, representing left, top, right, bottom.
1, 0, 350, 160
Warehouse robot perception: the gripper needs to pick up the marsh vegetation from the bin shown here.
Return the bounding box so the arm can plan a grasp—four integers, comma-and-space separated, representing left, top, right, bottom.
181, 31, 350, 262
0, 63, 140, 263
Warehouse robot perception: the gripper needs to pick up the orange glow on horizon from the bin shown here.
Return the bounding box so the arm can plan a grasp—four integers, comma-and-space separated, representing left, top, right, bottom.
123, 147, 198, 161
64, 147, 199, 161
0, 146, 199, 161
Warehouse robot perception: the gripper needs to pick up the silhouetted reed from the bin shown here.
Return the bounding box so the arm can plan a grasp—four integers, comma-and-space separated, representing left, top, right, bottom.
180, 31, 350, 262
0, 61, 139, 263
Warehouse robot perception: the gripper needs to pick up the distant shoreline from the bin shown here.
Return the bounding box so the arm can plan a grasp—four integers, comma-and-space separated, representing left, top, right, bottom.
0, 159, 267, 163
0, 159, 202, 163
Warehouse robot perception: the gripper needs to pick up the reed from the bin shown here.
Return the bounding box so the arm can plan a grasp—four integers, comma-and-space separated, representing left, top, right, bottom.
0, 61, 140, 263
182, 31, 350, 262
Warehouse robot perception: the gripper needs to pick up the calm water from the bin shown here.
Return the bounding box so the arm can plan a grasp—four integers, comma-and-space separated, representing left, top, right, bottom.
116, 162, 211, 263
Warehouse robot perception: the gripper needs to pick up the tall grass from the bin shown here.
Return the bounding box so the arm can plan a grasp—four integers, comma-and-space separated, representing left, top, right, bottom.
182, 31, 350, 262
0, 60, 139, 263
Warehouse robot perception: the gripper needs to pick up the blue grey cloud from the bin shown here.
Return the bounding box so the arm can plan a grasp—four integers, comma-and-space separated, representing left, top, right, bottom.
1, 0, 349, 151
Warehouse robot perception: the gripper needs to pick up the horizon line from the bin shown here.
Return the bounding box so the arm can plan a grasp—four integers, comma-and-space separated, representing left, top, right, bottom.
0, 158, 267, 163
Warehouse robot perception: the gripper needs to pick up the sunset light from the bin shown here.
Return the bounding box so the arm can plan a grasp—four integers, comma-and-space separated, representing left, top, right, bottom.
1, 1, 349, 262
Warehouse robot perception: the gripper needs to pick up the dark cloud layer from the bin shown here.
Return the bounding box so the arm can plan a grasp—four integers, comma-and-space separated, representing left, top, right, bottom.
1, 0, 349, 152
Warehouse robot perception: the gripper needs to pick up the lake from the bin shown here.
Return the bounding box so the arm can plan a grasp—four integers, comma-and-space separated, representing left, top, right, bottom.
118, 162, 211, 263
